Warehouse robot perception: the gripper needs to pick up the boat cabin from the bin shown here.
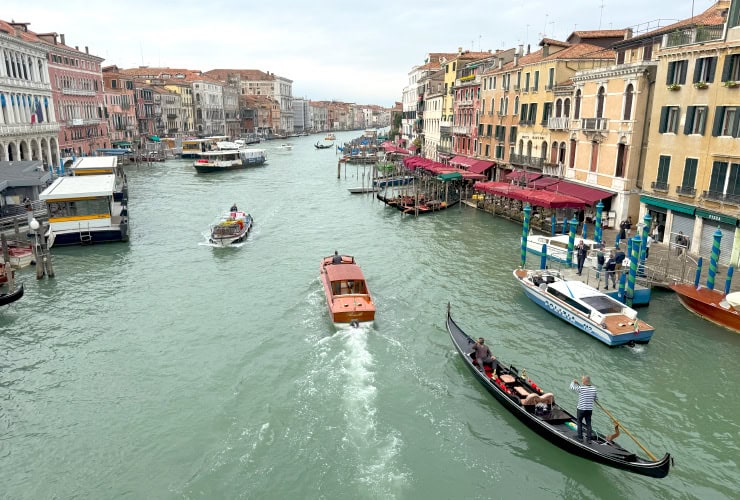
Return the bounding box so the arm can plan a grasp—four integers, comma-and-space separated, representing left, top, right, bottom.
325, 264, 368, 297
68, 156, 127, 201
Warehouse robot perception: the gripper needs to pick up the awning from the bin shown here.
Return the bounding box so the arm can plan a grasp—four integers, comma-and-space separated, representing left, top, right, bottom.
545, 180, 613, 205
528, 177, 561, 189
506, 170, 542, 183
437, 172, 463, 182
524, 190, 586, 209
640, 195, 695, 216
468, 160, 495, 174
149, 135, 160, 142
695, 208, 737, 225
112, 141, 132, 147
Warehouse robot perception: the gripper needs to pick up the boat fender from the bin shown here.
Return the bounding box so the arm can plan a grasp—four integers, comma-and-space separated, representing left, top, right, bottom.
350, 319, 360, 328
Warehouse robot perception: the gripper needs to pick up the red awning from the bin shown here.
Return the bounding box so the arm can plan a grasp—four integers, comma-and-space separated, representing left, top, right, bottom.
468, 159, 495, 174
505, 170, 542, 182
524, 190, 586, 209
449, 155, 471, 166
545, 180, 613, 205
528, 176, 561, 189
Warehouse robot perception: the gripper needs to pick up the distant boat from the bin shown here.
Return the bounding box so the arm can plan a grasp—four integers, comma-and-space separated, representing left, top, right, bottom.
373, 175, 414, 188
325, 133, 336, 141
348, 186, 379, 194
209, 210, 253, 247
275, 143, 293, 152
670, 283, 740, 334
0, 240, 34, 269
315, 142, 333, 149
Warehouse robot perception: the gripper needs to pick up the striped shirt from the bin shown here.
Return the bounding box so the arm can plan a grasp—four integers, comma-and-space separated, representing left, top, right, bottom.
570, 382, 598, 410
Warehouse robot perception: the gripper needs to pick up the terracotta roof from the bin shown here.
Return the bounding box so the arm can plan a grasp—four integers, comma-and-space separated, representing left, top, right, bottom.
0, 19, 103, 58
616, 1, 729, 45
569, 29, 630, 40
204, 69, 274, 81
544, 42, 614, 61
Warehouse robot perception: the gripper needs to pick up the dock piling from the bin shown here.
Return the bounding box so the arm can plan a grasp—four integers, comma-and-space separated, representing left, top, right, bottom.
707, 227, 723, 290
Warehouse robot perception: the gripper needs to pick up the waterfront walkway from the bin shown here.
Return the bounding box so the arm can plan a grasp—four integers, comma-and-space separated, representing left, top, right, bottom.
463, 200, 740, 294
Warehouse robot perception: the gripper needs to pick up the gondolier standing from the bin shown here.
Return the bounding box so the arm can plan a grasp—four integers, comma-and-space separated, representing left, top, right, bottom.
570, 376, 598, 443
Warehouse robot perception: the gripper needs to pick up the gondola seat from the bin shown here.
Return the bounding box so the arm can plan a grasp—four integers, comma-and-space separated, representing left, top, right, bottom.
500, 374, 516, 384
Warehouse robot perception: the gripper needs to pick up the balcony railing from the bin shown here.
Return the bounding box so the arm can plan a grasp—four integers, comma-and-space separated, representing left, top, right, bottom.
663, 24, 724, 48
167, 113, 177, 119
457, 99, 474, 107
436, 145, 452, 154
651, 180, 669, 192
61, 88, 97, 96
581, 118, 609, 131
0, 77, 50, 92
703, 190, 740, 204
440, 125, 452, 136
453, 125, 471, 135
548, 116, 570, 130
676, 185, 696, 197
510, 153, 544, 170
67, 118, 101, 126
0, 122, 60, 135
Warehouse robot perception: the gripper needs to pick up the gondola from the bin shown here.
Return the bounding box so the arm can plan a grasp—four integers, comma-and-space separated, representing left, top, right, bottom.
445, 304, 671, 478
315, 142, 334, 149
0, 282, 24, 306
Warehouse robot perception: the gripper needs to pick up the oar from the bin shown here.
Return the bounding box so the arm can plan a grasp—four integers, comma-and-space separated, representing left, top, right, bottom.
596, 401, 657, 461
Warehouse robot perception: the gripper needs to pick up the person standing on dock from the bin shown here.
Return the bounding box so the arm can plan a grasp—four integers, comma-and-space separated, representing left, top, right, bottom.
576, 240, 588, 276
596, 244, 605, 287
604, 251, 617, 290
570, 376, 598, 443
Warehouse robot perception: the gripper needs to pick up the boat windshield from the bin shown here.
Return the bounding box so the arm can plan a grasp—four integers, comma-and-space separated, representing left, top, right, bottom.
580, 295, 623, 314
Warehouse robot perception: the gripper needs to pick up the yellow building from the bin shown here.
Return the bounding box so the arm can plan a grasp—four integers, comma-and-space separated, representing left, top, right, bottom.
640, 1, 740, 264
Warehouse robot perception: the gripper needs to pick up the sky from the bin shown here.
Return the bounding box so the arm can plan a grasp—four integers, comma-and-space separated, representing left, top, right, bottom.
3, 0, 720, 107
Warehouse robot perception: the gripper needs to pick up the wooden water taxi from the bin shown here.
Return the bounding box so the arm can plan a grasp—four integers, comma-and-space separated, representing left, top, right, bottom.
670, 283, 740, 334
513, 268, 654, 346
209, 210, 253, 247
319, 254, 375, 327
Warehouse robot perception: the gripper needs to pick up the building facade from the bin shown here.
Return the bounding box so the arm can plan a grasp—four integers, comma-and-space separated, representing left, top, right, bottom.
0, 20, 60, 168
102, 66, 138, 148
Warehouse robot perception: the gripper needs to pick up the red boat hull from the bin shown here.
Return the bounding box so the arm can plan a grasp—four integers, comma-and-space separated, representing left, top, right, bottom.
670, 284, 740, 333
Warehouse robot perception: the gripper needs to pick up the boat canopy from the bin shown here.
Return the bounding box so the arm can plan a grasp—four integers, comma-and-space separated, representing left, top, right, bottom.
325, 264, 366, 282
40, 174, 116, 200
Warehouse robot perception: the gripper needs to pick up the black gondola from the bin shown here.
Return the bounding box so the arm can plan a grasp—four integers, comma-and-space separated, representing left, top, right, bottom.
445, 304, 671, 478
0, 282, 24, 306
315, 142, 334, 149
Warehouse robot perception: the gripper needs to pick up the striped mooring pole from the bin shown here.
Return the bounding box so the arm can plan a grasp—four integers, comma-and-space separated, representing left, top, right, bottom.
594, 201, 604, 246
551, 214, 557, 236
725, 266, 735, 295
694, 257, 703, 287
540, 244, 548, 270
567, 217, 577, 267
521, 204, 532, 268
707, 227, 723, 290
626, 235, 641, 307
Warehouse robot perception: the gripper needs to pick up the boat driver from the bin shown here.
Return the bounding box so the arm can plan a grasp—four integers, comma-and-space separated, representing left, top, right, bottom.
332, 251, 343, 264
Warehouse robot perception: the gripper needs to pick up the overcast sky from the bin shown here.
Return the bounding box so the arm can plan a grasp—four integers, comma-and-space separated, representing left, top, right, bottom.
3, 0, 719, 106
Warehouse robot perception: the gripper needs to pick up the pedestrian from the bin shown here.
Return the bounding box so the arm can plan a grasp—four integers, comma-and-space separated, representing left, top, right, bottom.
596, 244, 605, 288
570, 376, 599, 443
471, 337, 495, 374
619, 220, 627, 241
645, 234, 654, 259
604, 252, 617, 289
652, 224, 660, 242
675, 232, 687, 256
576, 239, 588, 276
614, 246, 626, 283
626, 216, 633, 237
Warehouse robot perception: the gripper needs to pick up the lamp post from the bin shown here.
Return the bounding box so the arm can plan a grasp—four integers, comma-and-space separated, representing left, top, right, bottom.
30, 218, 43, 279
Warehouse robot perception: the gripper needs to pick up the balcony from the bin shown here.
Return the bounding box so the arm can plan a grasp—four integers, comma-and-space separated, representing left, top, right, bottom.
61, 88, 97, 96
167, 113, 177, 119
457, 99, 474, 107
0, 76, 50, 92
510, 153, 544, 170
440, 125, 452, 136
703, 190, 740, 204
437, 144, 452, 154
548, 117, 570, 130
581, 118, 609, 131
663, 24, 724, 48
0, 122, 60, 136
453, 125, 471, 135
651, 180, 669, 192
67, 118, 101, 126
676, 185, 696, 197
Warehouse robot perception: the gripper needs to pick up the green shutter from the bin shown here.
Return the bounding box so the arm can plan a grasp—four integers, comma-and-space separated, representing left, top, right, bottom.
712, 106, 725, 136
659, 106, 669, 133
722, 57, 732, 82
679, 60, 687, 84
734, 107, 740, 138
684, 106, 695, 135
699, 106, 708, 135
666, 62, 674, 84
693, 59, 702, 83
708, 57, 717, 83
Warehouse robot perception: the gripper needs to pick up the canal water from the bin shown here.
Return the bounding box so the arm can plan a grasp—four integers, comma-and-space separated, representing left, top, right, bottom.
1, 132, 738, 499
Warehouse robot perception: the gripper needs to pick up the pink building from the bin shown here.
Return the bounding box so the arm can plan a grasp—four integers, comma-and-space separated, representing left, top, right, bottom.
102, 66, 138, 149
36, 32, 108, 157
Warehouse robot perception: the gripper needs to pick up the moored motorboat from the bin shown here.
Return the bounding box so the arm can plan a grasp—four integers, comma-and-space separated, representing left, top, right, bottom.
0, 282, 24, 307
670, 283, 740, 333
445, 304, 671, 478
325, 133, 336, 141
373, 175, 414, 188
209, 210, 253, 247
348, 186, 379, 194
319, 254, 375, 327
513, 268, 654, 346
525, 234, 603, 270
0, 240, 34, 269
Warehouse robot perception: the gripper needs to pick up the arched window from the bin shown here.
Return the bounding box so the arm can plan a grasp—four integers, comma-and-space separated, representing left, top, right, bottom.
596, 86, 605, 118
574, 90, 581, 119
518, 139, 524, 155
526, 140, 533, 158
564, 98, 571, 117
555, 99, 562, 118
504, 96, 509, 115
541, 141, 548, 159
550, 142, 559, 163
559, 142, 566, 164
514, 96, 520, 115
623, 84, 634, 120
569, 139, 577, 168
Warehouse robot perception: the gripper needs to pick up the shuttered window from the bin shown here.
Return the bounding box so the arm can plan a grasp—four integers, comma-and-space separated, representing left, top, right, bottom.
709, 161, 728, 193
666, 60, 688, 85
657, 156, 671, 183
682, 158, 698, 189
693, 57, 717, 83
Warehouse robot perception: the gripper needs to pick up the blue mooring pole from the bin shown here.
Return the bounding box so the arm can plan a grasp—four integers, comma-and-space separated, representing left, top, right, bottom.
694, 257, 703, 287
725, 266, 735, 295
540, 244, 548, 270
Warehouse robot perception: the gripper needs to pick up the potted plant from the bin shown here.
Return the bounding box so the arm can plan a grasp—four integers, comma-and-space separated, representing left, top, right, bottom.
724, 80, 738, 88
667, 83, 681, 91
694, 81, 709, 89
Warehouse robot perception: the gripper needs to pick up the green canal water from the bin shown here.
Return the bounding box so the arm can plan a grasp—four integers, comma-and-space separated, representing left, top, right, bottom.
1, 132, 739, 499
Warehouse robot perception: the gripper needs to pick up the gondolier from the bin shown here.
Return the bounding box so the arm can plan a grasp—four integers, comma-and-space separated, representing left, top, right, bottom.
471, 337, 495, 373
570, 376, 598, 443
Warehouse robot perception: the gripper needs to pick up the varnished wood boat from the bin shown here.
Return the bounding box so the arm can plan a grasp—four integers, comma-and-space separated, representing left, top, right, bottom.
319, 255, 375, 327
445, 304, 671, 478
670, 283, 740, 333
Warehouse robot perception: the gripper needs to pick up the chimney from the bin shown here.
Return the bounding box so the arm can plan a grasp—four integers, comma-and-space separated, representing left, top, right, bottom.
543, 43, 550, 57
624, 28, 633, 40
458, 46, 463, 55
75, 46, 79, 51
85, 46, 89, 54
518, 44, 524, 57
60, 33, 65, 45
527, 44, 531, 55
498, 59, 503, 69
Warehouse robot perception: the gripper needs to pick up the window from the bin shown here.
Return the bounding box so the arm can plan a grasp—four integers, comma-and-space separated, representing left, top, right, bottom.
666, 60, 688, 85
514, 96, 519, 115
574, 90, 581, 119
525, 73, 530, 91
681, 158, 698, 191
487, 124, 493, 136
623, 84, 634, 120
590, 141, 599, 171
655, 155, 671, 190
495, 144, 504, 159
533, 71, 539, 91
615, 144, 627, 177
521, 103, 529, 123
709, 161, 728, 194
659, 106, 680, 133
684, 106, 708, 135
564, 98, 571, 117
547, 68, 554, 89
541, 102, 552, 125
569, 139, 577, 168
527, 103, 538, 124
485, 144, 490, 157
596, 87, 606, 118
693, 57, 717, 83
712, 106, 740, 137
509, 126, 517, 143
721, 54, 740, 82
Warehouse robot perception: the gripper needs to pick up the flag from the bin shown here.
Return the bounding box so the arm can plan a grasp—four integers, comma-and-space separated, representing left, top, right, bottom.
36, 98, 43, 123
